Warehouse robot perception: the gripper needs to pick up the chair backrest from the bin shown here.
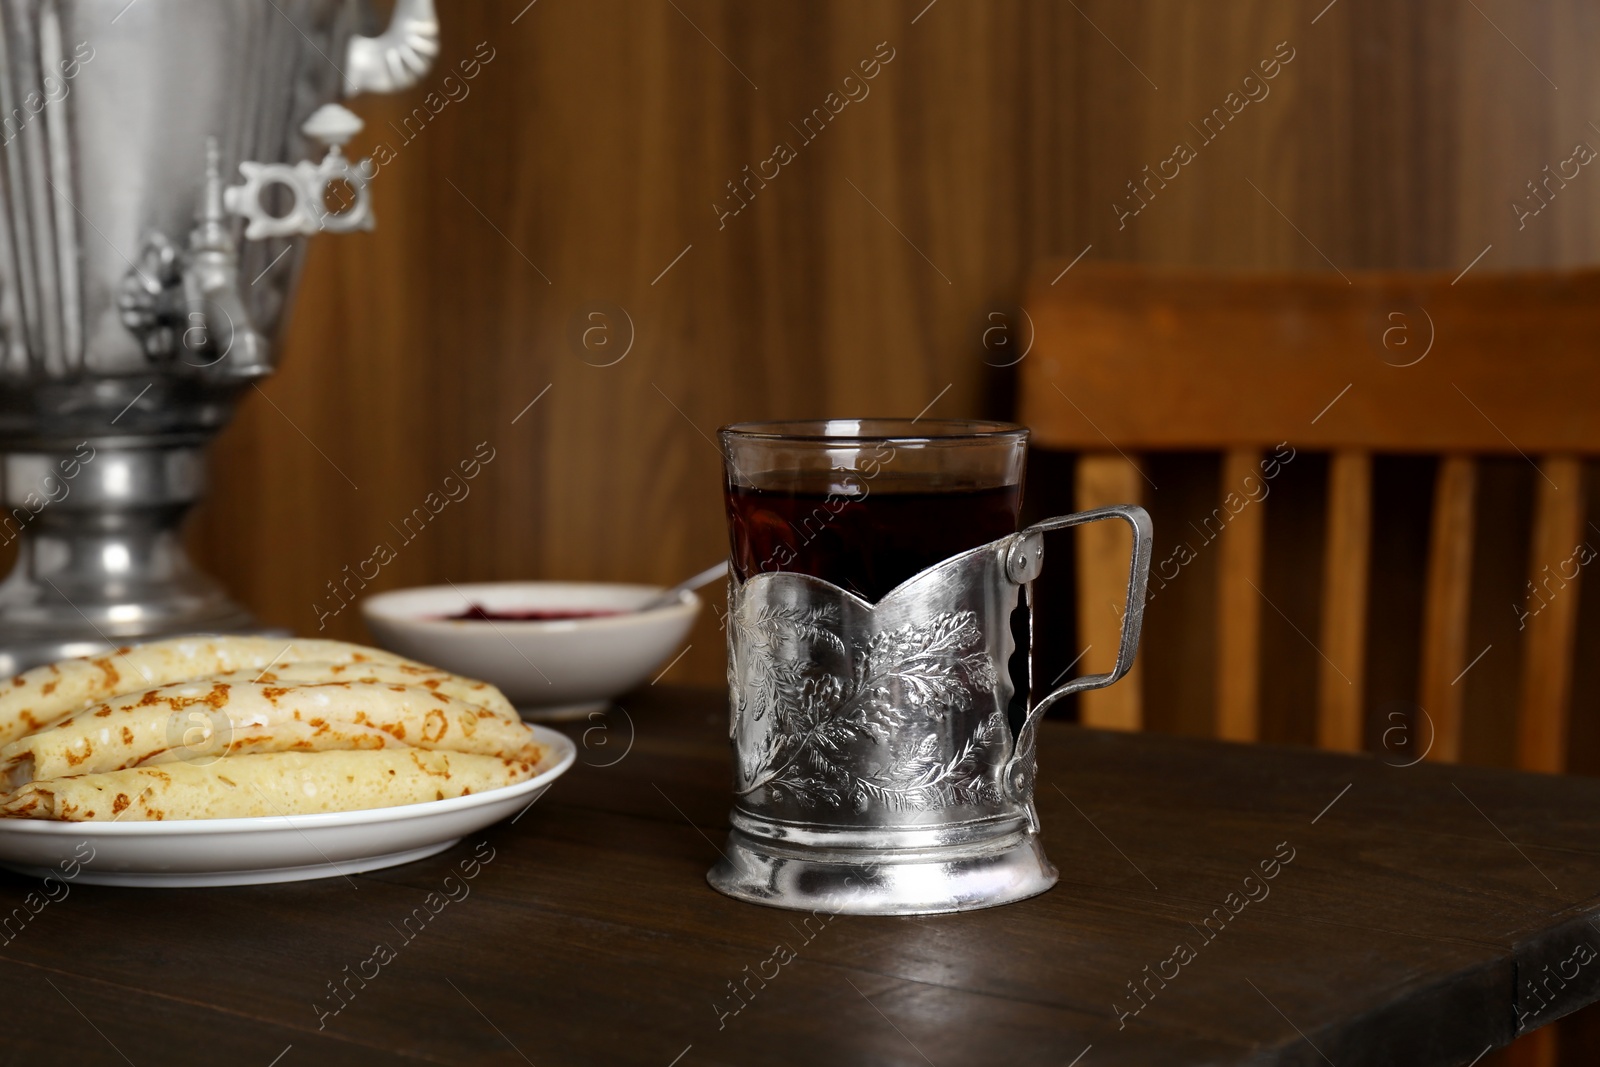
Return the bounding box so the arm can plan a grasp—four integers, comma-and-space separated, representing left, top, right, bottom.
1019, 263, 1600, 771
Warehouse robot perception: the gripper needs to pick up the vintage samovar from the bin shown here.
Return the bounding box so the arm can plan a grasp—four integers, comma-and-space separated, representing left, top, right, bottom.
0, 0, 439, 672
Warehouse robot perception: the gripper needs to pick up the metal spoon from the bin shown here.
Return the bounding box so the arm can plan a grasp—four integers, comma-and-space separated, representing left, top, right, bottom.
639, 560, 730, 612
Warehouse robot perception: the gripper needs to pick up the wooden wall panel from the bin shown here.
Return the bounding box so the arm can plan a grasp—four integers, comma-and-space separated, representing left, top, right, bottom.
187, 0, 1600, 714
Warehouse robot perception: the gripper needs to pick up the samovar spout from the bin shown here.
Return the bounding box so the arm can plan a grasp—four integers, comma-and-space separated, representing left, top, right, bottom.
119, 140, 270, 377
180, 140, 267, 378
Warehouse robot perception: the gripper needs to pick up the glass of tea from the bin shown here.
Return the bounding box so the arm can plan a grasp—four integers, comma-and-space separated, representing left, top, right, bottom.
710, 417, 1152, 915
719, 419, 1028, 601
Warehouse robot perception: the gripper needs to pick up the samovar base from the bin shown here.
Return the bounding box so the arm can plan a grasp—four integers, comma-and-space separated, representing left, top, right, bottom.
0, 621, 288, 678
707, 826, 1059, 916
0, 441, 282, 674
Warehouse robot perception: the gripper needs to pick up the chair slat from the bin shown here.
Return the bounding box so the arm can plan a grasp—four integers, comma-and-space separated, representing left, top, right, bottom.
1073, 453, 1145, 730
1216, 449, 1264, 741
1515, 455, 1587, 774
1420, 456, 1477, 763
1317, 451, 1372, 751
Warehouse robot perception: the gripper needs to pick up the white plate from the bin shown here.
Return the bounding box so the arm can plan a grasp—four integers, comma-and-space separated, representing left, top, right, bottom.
0, 726, 575, 888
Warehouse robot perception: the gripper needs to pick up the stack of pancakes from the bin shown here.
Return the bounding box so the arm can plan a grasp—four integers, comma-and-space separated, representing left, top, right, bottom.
0, 637, 542, 821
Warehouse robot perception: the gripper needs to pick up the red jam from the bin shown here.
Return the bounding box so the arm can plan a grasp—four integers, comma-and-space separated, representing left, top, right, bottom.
443, 604, 623, 622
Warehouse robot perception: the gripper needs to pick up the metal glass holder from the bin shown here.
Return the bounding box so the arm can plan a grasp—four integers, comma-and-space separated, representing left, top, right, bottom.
709, 505, 1153, 915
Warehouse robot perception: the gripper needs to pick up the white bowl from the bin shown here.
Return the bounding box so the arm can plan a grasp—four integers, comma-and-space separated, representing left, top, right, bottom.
361, 582, 701, 719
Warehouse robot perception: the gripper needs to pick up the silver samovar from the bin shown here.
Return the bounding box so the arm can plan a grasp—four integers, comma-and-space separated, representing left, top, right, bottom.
0, 0, 439, 672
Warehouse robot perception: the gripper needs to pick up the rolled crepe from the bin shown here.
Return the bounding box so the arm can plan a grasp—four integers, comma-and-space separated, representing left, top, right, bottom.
0, 637, 416, 747
208, 661, 520, 723
0, 749, 542, 821
1, 680, 542, 789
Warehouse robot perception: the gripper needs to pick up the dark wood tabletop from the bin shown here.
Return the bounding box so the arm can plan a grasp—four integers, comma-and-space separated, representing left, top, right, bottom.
3, 686, 1598, 1066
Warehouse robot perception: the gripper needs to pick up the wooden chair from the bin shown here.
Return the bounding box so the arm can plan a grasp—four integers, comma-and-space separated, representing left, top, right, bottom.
1019, 262, 1600, 1064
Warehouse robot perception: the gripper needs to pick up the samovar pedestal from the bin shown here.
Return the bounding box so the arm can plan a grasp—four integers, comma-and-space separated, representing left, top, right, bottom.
0, 439, 269, 675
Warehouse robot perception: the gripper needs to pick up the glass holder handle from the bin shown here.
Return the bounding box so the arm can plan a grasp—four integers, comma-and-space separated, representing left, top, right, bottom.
1001, 504, 1153, 802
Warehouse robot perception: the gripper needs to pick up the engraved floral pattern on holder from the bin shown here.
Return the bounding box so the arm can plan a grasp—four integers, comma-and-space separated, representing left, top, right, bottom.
729, 595, 1007, 814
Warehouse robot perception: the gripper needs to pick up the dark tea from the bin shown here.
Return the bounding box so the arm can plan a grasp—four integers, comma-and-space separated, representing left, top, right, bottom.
725, 480, 1022, 602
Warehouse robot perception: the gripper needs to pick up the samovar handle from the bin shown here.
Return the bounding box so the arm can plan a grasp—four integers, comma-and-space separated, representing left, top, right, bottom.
223, 0, 442, 238
344, 0, 440, 97
119, 3, 442, 362
1000, 504, 1153, 801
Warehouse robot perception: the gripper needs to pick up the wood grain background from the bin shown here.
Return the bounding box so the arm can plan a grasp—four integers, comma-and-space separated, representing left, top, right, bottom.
177, 2, 1600, 1057
191, 0, 1600, 677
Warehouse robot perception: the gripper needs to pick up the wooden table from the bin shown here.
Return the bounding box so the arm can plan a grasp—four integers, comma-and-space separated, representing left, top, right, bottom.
4, 686, 1599, 1066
